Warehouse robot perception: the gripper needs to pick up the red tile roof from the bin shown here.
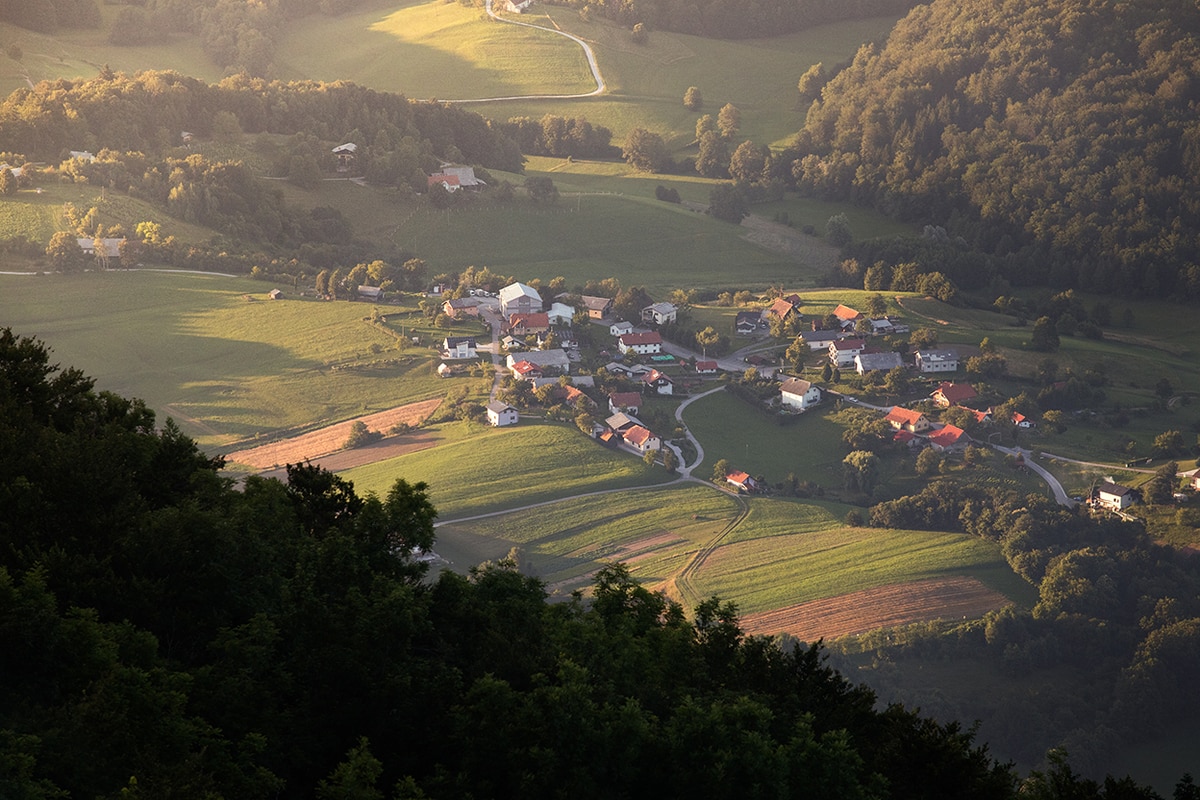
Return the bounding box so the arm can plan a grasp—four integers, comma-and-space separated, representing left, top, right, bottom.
619, 332, 663, 346
609, 391, 641, 408
885, 407, 926, 428
929, 424, 966, 448
695, 360, 718, 372
830, 339, 866, 351
623, 425, 657, 447
726, 470, 752, 485
768, 298, 797, 318
833, 304, 862, 321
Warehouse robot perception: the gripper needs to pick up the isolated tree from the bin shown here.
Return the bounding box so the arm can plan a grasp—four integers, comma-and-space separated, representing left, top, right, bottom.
825, 213, 852, 246
843, 450, 879, 494
695, 326, 720, 356
695, 114, 716, 140
683, 86, 703, 111
915, 447, 941, 477
910, 327, 938, 351
1031, 316, 1059, 351
883, 366, 908, 395
712, 457, 731, 483
863, 262, 890, 290
717, 103, 741, 140
523, 176, 559, 203
1155, 377, 1174, 401
631, 22, 647, 44
866, 293, 888, 318
0, 167, 16, 195
622, 128, 671, 173
117, 236, 141, 266
643, 449, 657, 466
1146, 461, 1180, 504
708, 183, 748, 223
46, 231, 84, 272
785, 335, 808, 372
1153, 430, 1184, 457
661, 448, 679, 473
92, 234, 110, 271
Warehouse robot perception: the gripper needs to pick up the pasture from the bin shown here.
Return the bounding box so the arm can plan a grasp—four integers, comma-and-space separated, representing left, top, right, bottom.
0, 271, 449, 449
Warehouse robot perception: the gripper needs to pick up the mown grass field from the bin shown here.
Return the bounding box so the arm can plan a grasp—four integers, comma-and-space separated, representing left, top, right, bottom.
0, 8, 221, 96
683, 389, 849, 487
340, 419, 678, 518
0, 271, 450, 449
276, 0, 593, 99
388, 191, 807, 294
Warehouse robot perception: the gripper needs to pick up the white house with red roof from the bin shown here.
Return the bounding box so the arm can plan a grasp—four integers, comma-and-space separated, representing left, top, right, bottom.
828, 339, 866, 367
695, 360, 719, 374
885, 407, 931, 433
618, 332, 663, 355
510, 360, 542, 380
608, 391, 642, 415
622, 425, 660, 454
725, 471, 758, 493
507, 312, 550, 336
928, 424, 967, 452
642, 369, 674, 395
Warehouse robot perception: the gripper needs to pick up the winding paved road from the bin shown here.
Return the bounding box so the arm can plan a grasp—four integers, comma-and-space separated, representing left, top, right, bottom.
452, 0, 605, 103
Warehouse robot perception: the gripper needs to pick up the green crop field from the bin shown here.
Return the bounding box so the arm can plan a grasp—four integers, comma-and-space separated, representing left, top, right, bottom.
340, 418, 678, 518
0, 271, 448, 448
433, 483, 741, 590
688, 495, 1030, 616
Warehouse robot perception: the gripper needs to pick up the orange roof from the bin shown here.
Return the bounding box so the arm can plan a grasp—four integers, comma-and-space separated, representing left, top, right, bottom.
512, 360, 540, 375
893, 429, 917, 442
695, 360, 718, 371
768, 297, 796, 318
957, 406, 990, 422
610, 391, 641, 408
833, 304, 861, 321
623, 425, 656, 446
509, 312, 549, 328
929, 424, 965, 447
726, 470, 752, 484
428, 174, 460, 187
830, 339, 866, 351
885, 407, 925, 426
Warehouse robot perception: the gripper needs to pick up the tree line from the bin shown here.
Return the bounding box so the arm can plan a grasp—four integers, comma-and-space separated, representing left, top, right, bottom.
3, 327, 1114, 799
545, 0, 918, 40
783, 0, 1200, 301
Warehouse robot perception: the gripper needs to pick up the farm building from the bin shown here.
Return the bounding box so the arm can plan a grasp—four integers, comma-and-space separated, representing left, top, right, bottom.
641, 302, 678, 325
916, 349, 960, 373
499, 282, 543, 315
854, 350, 903, 374
582, 295, 613, 319
726, 471, 758, 493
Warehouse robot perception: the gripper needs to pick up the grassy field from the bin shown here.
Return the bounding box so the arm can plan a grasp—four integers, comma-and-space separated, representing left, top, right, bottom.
0, 8, 220, 96
690, 495, 1031, 616
387, 191, 809, 294
276, 0, 594, 98
340, 418, 678, 518
0, 271, 451, 449
683, 389, 849, 487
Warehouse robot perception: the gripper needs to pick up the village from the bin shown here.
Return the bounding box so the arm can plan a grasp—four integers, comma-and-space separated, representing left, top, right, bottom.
420, 277, 1173, 515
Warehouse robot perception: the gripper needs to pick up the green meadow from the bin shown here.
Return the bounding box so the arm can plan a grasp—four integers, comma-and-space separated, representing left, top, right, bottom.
0, 271, 449, 448
340, 419, 677, 517
688, 495, 1032, 616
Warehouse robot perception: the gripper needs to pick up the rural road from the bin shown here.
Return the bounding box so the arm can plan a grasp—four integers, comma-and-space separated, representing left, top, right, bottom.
451, 0, 605, 103
993, 445, 1075, 507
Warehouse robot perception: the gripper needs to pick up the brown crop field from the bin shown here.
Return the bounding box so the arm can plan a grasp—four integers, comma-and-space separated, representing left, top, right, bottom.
739, 577, 1011, 642
225, 398, 443, 470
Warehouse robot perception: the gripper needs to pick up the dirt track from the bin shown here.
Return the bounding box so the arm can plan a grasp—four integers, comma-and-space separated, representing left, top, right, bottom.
739, 577, 1011, 642
225, 398, 443, 470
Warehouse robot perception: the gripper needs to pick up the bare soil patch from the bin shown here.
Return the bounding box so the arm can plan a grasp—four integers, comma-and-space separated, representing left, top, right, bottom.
226, 398, 443, 470
739, 214, 841, 271
740, 577, 1010, 642
252, 432, 440, 481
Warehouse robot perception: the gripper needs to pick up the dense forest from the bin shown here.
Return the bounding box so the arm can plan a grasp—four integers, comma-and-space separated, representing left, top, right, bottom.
9, 326, 1166, 798
785, 0, 1200, 300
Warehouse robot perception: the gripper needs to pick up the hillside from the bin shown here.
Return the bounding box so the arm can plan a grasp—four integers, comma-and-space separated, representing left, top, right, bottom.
789, 0, 1200, 300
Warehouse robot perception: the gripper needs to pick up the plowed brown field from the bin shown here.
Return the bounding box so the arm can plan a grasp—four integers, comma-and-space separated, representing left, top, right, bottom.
225, 398, 443, 470
740, 577, 1010, 642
